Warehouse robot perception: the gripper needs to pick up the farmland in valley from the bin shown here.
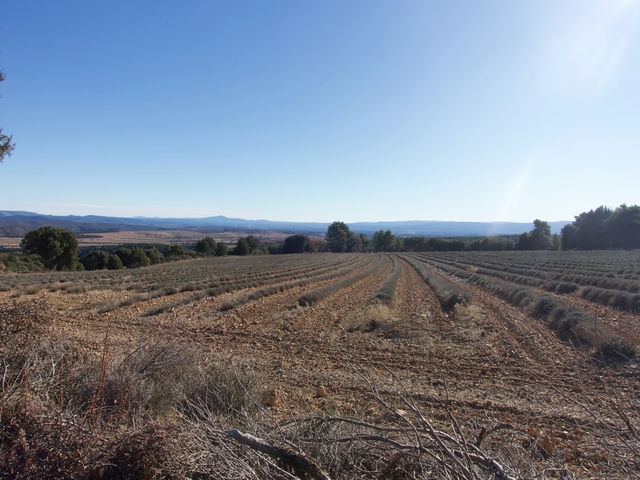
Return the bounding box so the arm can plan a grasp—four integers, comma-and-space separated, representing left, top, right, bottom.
2, 250, 639, 478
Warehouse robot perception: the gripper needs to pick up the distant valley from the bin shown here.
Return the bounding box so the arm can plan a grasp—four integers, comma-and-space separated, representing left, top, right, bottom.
0, 210, 569, 239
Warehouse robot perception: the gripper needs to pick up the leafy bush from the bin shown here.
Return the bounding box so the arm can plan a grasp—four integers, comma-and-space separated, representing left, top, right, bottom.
0, 252, 44, 272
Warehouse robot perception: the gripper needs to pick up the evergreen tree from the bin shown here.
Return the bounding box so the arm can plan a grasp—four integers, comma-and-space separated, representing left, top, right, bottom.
21, 226, 79, 270
326, 221, 355, 252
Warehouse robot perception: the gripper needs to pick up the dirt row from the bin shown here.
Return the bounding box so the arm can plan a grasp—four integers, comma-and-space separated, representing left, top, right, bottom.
23, 253, 640, 477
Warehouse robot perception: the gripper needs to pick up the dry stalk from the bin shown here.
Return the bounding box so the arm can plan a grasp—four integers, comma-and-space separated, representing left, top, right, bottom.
84, 317, 111, 426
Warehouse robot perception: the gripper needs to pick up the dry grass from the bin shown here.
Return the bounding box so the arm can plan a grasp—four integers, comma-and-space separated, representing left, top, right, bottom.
344, 304, 402, 339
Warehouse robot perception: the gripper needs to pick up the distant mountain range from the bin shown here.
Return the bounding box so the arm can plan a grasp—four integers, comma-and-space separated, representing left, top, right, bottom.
0, 211, 569, 237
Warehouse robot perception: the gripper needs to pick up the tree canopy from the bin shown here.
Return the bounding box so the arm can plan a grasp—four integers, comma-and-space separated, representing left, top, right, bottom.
516, 219, 553, 250
561, 205, 640, 250
21, 226, 79, 270
0, 70, 15, 162
282, 235, 311, 254
372, 229, 401, 252
234, 237, 250, 256
195, 237, 217, 255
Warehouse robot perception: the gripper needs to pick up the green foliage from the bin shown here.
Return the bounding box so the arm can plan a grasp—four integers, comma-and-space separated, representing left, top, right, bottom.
195, 237, 216, 255
0, 252, 44, 272
283, 235, 311, 254
164, 245, 192, 260
0, 70, 14, 163
144, 246, 164, 264
80, 250, 110, 270
561, 205, 640, 250
0, 130, 13, 162
403, 237, 467, 252
232, 236, 263, 255
326, 221, 363, 252
609, 204, 640, 249
130, 247, 151, 268
516, 219, 553, 250
372, 230, 400, 252
466, 236, 514, 251
245, 235, 260, 253
20, 226, 79, 270
234, 238, 250, 256
112, 247, 132, 265
107, 253, 124, 270
215, 242, 229, 257
358, 233, 371, 252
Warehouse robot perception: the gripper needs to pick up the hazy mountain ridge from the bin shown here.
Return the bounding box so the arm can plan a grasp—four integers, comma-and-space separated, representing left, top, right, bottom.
0, 211, 569, 237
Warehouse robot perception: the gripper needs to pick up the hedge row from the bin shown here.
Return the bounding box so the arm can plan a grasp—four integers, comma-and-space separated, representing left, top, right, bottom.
373, 255, 402, 303
421, 259, 635, 361
401, 255, 471, 312
298, 255, 385, 307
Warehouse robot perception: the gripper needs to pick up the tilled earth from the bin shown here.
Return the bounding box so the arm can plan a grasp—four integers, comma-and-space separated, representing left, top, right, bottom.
12, 253, 640, 478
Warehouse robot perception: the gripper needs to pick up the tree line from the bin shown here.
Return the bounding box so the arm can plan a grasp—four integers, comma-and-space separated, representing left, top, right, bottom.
6, 205, 639, 272
561, 205, 640, 250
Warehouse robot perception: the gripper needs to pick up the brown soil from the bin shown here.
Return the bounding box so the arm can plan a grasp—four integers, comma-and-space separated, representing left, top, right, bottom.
8, 253, 640, 477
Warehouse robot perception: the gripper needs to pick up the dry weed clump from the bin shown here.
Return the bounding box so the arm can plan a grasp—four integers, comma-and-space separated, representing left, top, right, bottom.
0, 296, 304, 479
345, 304, 402, 339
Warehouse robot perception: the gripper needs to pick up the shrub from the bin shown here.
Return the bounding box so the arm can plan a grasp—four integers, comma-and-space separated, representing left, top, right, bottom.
298, 256, 384, 307
534, 296, 559, 318
599, 338, 637, 362
403, 256, 471, 312
107, 253, 124, 270
374, 256, 401, 303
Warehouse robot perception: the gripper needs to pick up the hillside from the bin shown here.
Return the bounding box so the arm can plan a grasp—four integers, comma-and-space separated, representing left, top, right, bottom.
0, 211, 568, 237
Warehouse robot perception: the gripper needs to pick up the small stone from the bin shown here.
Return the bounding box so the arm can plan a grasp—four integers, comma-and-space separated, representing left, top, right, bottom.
316, 386, 329, 397
262, 389, 282, 407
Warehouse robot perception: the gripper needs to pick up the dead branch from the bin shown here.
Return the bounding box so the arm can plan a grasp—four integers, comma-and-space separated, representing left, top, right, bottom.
228, 429, 332, 480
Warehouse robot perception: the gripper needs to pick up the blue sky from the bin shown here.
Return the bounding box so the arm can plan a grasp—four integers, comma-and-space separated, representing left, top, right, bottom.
1, 0, 639, 223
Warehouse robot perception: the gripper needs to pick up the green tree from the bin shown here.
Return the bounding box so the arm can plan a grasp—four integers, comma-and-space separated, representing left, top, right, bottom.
107, 253, 124, 270
563, 206, 613, 250
326, 221, 353, 252
144, 246, 164, 264
21, 226, 79, 270
0, 70, 15, 162
560, 223, 578, 250
516, 219, 552, 250
80, 250, 110, 270
608, 204, 640, 249
195, 237, 217, 255
215, 242, 228, 257
165, 244, 189, 259
129, 247, 150, 268
113, 248, 133, 267
234, 237, 250, 255
245, 235, 260, 253
530, 219, 552, 250
283, 235, 310, 254
372, 229, 398, 252
358, 233, 371, 252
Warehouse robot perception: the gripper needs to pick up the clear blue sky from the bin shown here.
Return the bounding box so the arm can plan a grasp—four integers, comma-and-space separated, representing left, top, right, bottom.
1, 1, 639, 223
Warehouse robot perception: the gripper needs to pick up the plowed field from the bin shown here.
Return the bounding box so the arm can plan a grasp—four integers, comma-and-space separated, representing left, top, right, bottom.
2, 252, 639, 478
